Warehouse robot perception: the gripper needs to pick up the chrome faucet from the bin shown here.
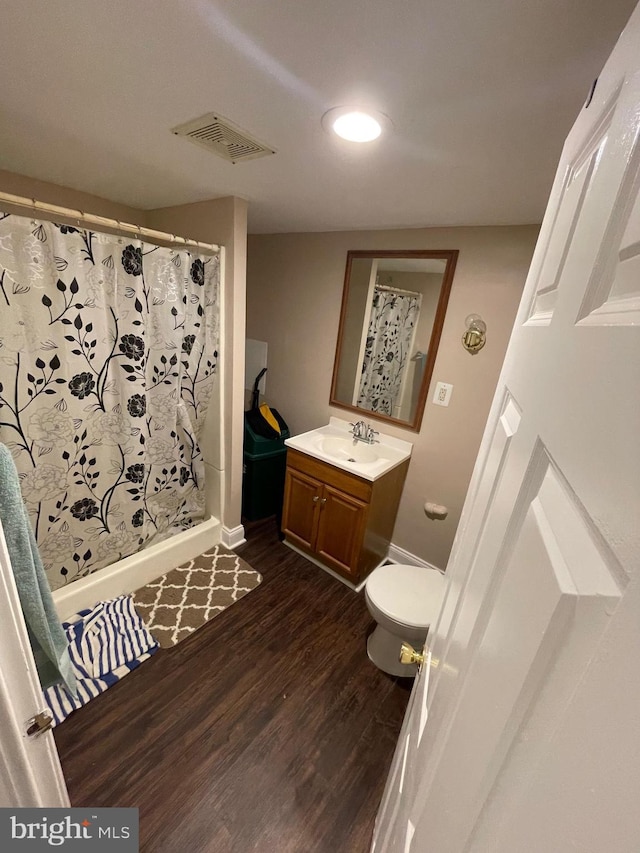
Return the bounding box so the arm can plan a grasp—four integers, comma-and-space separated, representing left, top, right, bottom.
349, 421, 379, 445
365, 425, 379, 444
349, 420, 366, 442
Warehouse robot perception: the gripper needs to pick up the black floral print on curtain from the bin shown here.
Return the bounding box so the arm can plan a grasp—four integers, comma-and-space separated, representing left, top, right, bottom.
0, 213, 219, 590
357, 288, 421, 416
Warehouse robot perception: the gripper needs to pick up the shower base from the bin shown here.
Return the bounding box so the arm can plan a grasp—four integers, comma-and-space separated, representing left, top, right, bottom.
52, 516, 222, 621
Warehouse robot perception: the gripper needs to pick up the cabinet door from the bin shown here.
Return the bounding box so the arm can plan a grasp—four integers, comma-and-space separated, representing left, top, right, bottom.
315, 484, 367, 580
282, 468, 320, 550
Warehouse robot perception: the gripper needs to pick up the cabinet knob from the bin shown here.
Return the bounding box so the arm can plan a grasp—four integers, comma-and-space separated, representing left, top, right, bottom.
312, 495, 320, 502
320, 497, 327, 504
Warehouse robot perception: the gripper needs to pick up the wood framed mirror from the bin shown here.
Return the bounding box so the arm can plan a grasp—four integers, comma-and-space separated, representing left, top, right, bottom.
330, 250, 458, 432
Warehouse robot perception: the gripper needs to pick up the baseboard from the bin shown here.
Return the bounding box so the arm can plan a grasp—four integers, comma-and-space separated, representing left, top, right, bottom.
221, 524, 246, 550
283, 538, 442, 590
387, 542, 444, 574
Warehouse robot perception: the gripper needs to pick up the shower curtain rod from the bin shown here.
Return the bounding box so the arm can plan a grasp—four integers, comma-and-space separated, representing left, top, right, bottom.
375, 283, 421, 297
0, 190, 220, 255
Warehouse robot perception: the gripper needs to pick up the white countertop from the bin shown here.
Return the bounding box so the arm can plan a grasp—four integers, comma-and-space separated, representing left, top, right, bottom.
284, 417, 413, 481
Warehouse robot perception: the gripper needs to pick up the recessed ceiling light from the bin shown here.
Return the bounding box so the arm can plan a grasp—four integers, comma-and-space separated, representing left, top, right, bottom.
333, 111, 381, 142
322, 107, 391, 143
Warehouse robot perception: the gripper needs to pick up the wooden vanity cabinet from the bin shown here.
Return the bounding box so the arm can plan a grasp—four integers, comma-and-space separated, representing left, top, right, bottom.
282, 448, 409, 584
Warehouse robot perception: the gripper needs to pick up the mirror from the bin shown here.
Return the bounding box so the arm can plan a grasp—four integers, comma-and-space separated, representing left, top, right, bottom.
330, 250, 458, 432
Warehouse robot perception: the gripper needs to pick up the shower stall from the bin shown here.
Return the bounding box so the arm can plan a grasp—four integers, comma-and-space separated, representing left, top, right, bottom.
0, 196, 232, 619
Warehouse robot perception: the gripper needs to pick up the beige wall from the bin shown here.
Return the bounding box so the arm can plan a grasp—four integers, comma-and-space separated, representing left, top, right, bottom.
0, 170, 246, 536
336, 258, 371, 403
246, 225, 539, 570
0, 168, 146, 223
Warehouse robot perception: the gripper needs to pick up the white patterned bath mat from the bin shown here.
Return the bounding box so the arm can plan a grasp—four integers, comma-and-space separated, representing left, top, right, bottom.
132, 544, 262, 648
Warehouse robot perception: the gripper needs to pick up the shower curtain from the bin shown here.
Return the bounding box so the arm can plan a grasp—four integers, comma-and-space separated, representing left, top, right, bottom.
357, 289, 421, 416
0, 212, 219, 590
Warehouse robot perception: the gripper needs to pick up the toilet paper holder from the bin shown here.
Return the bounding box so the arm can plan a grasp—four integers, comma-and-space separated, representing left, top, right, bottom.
424, 502, 448, 520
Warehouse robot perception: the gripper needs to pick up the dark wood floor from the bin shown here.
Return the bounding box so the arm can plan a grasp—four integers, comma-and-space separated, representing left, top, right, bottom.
54, 517, 412, 853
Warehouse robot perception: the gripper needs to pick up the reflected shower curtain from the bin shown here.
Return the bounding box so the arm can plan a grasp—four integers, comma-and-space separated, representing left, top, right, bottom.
357, 289, 421, 416
0, 213, 219, 590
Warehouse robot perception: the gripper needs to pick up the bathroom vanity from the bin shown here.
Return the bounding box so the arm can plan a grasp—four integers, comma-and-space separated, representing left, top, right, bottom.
282, 419, 412, 586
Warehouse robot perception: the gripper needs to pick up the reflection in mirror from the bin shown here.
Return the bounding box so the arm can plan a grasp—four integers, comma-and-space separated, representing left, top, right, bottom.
330, 250, 458, 432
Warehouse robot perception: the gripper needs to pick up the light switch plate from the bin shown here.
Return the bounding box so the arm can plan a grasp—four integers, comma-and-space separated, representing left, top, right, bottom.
433, 382, 453, 406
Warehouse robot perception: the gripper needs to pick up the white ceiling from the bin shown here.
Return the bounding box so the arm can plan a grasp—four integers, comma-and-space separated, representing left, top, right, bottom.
0, 0, 636, 234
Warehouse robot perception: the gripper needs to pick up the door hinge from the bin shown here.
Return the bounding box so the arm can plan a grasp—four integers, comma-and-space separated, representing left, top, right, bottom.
26, 710, 54, 737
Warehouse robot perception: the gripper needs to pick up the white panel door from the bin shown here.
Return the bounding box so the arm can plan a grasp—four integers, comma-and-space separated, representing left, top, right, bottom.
373, 6, 640, 852
0, 520, 69, 807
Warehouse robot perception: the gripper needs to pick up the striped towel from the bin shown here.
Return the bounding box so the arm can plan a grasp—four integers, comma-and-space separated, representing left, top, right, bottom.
82, 596, 157, 678
44, 595, 158, 727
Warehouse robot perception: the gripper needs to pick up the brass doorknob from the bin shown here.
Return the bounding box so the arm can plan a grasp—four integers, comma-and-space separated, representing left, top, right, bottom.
399, 642, 425, 666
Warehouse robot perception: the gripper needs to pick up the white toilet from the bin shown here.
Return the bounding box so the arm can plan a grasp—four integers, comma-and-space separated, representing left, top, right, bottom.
365, 563, 447, 677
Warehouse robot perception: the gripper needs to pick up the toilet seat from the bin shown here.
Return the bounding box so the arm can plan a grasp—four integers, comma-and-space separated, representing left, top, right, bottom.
365, 564, 446, 629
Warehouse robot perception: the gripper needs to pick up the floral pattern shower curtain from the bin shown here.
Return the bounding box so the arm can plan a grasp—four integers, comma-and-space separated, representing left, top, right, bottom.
0, 212, 219, 590
357, 289, 421, 416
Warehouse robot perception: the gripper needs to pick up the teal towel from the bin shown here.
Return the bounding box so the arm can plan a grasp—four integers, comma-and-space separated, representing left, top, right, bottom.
0, 445, 77, 696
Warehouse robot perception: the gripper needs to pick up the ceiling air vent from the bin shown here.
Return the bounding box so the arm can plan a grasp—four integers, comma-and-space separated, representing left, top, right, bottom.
171, 113, 276, 164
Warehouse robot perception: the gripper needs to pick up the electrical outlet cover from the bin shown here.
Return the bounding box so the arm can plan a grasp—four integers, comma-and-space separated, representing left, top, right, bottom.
433, 382, 453, 407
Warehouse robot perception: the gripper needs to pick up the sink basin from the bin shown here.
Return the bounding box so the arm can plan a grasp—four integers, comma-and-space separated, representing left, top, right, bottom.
318, 436, 380, 464
284, 417, 413, 481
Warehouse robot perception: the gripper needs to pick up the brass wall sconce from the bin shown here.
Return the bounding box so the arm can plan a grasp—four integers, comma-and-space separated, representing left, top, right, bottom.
462, 314, 486, 354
